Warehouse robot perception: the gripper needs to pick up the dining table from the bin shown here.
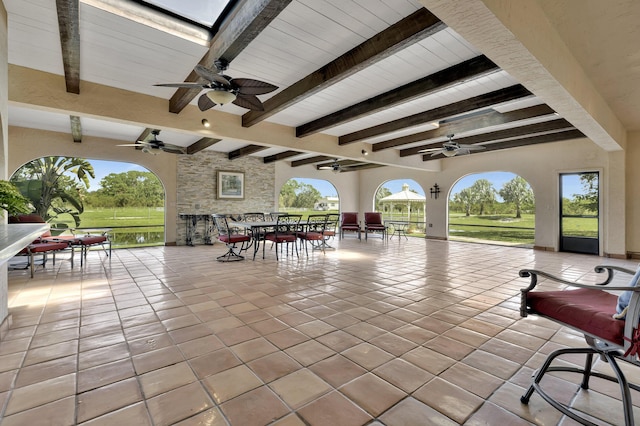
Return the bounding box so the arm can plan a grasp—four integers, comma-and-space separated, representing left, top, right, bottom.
232, 220, 309, 260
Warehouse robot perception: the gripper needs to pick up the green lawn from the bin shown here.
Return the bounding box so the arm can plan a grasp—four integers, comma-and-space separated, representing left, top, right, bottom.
53, 207, 165, 248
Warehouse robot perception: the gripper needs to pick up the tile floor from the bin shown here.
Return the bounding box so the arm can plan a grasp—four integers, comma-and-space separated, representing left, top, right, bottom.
1, 237, 639, 425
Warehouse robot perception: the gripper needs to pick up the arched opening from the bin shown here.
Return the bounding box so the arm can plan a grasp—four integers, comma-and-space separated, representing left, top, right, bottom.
278, 178, 339, 216
10, 157, 165, 248
374, 179, 426, 236
448, 171, 535, 246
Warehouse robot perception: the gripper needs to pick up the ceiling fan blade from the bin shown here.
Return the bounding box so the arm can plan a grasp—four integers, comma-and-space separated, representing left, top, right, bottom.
232, 78, 278, 95
430, 151, 444, 157
457, 149, 471, 155
194, 64, 231, 86
458, 144, 486, 151
418, 148, 442, 153
198, 94, 217, 111
116, 143, 144, 147
233, 93, 265, 111
162, 146, 186, 154
154, 83, 205, 89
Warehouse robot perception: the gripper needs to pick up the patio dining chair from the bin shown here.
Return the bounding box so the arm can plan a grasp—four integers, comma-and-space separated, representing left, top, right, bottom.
212, 214, 252, 262
519, 265, 640, 425
264, 214, 301, 260
339, 212, 361, 240
297, 214, 327, 256
364, 212, 387, 240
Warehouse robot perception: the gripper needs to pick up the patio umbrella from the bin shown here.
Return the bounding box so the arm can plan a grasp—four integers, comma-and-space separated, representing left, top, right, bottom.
379, 183, 426, 222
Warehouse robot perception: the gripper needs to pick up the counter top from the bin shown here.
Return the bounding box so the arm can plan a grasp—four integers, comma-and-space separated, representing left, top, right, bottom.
0, 224, 48, 265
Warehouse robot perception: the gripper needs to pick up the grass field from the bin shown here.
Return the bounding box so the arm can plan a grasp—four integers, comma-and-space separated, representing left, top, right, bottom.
54, 207, 165, 248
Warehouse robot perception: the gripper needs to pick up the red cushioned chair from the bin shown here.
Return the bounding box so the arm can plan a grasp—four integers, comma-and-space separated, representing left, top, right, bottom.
520, 265, 640, 425
264, 214, 301, 260
212, 214, 252, 261
297, 214, 327, 256
9, 214, 74, 277
364, 212, 386, 240
339, 212, 360, 240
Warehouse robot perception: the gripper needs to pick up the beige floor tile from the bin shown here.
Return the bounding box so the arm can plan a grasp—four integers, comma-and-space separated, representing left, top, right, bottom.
297, 391, 372, 426
339, 373, 406, 417
315, 330, 363, 352
265, 328, 309, 349
413, 377, 483, 424
15, 354, 77, 387
0, 396, 75, 426
5, 373, 76, 415
146, 382, 213, 426
462, 349, 522, 380
77, 377, 143, 423
309, 354, 367, 387
177, 334, 225, 359
127, 333, 173, 357
230, 337, 279, 362
220, 387, 290, 426
270, 369, 332, 409
139, 361, 197, 398
400, 346, 456, 375
172, 407, 228, 426
216, 325, 260, 346
22, 340, 78, 367
369, 332, 417, 356
465, 401, 535, 426
342, 343, 394, 370
440, 362, 504, 399
372, 358, 434, 393
189, 348, 242, 379
202, 365, 262, 403
29, 328, 77, 349
295, 319, 336, 338
248, 352, 302, 383
132, 346, 185, 374
79, 402, 152, 426
77, 358, 135, 393
378, 396, 458, 426
284, 340, 335, 366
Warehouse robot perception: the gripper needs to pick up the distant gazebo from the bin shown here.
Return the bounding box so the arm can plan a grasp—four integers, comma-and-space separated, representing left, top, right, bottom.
379, 183, 426, 222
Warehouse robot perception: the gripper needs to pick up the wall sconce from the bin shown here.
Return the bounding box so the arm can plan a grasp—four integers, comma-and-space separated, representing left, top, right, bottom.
201, 119, 210, 128
361, 149, 368, 156
430, 183, 441, 199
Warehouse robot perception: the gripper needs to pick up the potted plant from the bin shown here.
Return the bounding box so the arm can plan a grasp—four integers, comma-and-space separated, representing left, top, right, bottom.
0, 180, 31, 218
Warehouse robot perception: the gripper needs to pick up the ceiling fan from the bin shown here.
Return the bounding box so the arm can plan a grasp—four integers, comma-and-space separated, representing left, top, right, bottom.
420, 134, 486, 157
154, 59, 278, 111
117, 130, 185, 155
318, 159, 342, 173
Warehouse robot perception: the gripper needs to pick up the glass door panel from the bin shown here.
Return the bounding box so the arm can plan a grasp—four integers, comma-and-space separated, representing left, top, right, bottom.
559, 172, 599, 254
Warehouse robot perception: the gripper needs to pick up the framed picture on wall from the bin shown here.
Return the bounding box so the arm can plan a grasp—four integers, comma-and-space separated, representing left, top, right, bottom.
217, 170, 245, 200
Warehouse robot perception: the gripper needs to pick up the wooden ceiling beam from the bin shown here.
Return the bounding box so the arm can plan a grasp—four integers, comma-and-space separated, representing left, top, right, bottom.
400, 119, 574, 157
290, 155, 334, 167
186, 138, 221, 155
339, 84, 532, 145
422, 129, 585, 161
263, 150, 303, 163
56, 0, 80, 94
168, 0, 291, 113
295, 55, 498, 138
228, 144, 267, 160
241, 8, 446, 128
372, 104, 555, 152
70, 115, 82, 143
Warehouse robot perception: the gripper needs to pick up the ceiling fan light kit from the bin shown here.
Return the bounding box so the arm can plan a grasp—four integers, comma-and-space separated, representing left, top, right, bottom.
206, 88, 237, 105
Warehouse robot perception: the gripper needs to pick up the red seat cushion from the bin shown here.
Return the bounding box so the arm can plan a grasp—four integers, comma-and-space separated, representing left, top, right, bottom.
527, 288, 624, 345
25, 242, 69, 253
78, 236, 107, 245
219, 235, 250, 244
265, 234, 296, 243
341, 225, 360, 230
297, 232, 323, 240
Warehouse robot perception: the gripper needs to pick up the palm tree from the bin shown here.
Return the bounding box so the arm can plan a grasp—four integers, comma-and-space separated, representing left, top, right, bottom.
11, 156, 95, 226
471, 179, 497, 215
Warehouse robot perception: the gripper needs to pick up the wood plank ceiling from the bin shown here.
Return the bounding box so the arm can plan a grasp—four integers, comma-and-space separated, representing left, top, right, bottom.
49, 0, 582, 169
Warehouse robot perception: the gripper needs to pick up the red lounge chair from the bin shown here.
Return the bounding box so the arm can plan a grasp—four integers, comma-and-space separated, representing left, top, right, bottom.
364, 212, 386, 240
339, 212, 360, 240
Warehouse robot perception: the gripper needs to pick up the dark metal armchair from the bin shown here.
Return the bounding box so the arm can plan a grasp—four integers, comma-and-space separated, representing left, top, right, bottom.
519, 265, 640, 425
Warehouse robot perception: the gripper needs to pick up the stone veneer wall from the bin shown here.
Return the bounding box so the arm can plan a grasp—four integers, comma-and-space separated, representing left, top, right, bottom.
176, 151, 275, 245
